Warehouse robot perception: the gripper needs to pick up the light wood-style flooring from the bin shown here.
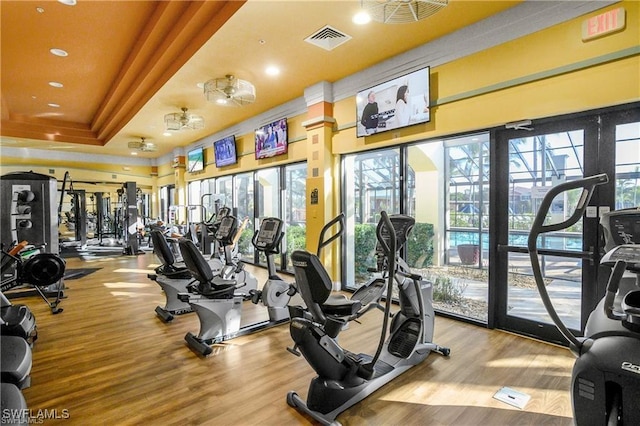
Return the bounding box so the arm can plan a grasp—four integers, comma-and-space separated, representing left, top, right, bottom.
12, 251, 576, 425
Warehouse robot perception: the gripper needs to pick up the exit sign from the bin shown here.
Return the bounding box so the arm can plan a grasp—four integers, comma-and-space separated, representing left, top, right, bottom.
582, 7, 626, 41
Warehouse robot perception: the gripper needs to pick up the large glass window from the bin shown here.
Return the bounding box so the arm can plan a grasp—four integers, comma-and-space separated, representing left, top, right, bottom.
234, 172, 254, 263
256, 168, 280, 219
342, 140, 490, 323
283, 163, 307, 271
186, 180, 202, 225
215, 176, 233, 210
256, 168, 281, 268
407, 134, 490, 322
160, 185, 175, 224
199, 178, 217, 222
340, 103, 638, 342
615, 121, 640, 208
184, 163, 306, 269
343, 148, 401, 291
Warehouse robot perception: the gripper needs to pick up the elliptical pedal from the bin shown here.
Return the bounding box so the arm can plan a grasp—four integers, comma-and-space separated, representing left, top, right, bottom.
388, 317, 421, 358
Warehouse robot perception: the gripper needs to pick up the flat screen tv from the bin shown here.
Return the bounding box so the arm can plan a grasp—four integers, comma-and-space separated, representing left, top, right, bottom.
255, 118, 288, 159
187, 147, 204, 172
355, 67, 430, 138
213, 135, 237, 167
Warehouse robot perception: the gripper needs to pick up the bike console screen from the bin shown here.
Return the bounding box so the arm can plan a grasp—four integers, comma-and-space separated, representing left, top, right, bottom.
601, 209, 640, 250
214, 216, 237, 243
254, 218, 283, 251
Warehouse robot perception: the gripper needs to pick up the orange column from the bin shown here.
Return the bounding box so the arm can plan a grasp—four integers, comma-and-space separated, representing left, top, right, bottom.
302, 82, 340, 284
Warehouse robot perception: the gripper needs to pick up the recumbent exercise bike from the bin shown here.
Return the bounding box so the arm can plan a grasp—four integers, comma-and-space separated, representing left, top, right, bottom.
286, 211, 450, 425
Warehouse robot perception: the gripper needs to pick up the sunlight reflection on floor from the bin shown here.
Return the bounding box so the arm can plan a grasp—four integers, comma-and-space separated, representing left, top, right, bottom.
114, 268, 156, 274
104, 282, 153, 288
380, 380, 571, 417
109, 291, 158, 298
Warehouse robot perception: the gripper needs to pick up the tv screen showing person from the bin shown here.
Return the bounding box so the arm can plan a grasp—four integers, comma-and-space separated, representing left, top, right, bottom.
356, 67, 430, 137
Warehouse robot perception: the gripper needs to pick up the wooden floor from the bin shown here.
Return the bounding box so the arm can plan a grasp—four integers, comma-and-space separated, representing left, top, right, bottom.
12, 251, 576, 425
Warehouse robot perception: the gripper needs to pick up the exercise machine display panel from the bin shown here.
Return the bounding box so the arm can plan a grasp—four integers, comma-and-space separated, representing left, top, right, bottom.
254, 218, 283, 251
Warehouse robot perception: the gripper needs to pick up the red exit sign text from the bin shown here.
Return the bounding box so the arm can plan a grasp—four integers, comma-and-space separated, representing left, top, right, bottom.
582, 7, 626, 41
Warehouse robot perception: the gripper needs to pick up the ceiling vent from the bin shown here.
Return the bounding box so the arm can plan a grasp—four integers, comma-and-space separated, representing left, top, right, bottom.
304, 26, 352, 51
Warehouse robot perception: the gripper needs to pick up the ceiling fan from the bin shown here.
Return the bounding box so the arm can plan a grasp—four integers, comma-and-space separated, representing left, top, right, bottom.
204, 74, 256, 107
127, 137, 157, 152
362, 0, 448, 24
164, 107, 205, 131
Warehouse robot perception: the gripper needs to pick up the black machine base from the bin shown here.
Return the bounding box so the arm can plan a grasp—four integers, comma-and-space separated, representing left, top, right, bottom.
154, 305, 192, 323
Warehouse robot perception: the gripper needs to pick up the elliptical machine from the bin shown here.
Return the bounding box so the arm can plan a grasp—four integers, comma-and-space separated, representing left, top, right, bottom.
529, 174, 640, 425
286, 211, 450, 425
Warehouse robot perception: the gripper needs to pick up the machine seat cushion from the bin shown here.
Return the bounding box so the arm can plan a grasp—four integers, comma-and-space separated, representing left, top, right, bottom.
179, 239, 215, 284
0, 335, 32, 387
322, 294, 362, 317
198, 283, 236, 298
151, 230, 178, 266
0, 383, 28, 414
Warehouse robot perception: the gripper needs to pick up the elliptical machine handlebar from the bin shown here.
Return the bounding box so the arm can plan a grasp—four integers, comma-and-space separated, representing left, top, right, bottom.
528, 173, 608, 238
528, 173, 608, 354
603, 260, 629, 321
360, 211, 397, 378
317, 213, 345, 257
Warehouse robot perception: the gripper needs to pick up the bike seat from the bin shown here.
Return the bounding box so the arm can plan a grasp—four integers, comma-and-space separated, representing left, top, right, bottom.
323, 294, 362, 317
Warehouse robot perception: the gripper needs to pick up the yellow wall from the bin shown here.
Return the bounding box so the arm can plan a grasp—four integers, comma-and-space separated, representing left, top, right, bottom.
183, 113, 308, 183
1, 2, 638, 269
333, 1, 639, 154
0, 159, 155, 200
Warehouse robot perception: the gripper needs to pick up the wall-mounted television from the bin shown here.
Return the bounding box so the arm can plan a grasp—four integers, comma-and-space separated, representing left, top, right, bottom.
255, 118, 288, 160
187, 147, 204, 172
355, 67, 430, 138
213, 135, 237, 167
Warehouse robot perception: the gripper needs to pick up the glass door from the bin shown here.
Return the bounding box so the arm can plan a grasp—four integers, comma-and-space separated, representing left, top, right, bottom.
493, 116, 601, 343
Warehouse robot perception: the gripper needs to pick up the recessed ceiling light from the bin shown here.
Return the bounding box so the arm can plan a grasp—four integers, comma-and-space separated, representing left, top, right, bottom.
58, 0, 77, 5
36, 7, 45, 13
50, 48, 68, 57
265, 66, 280, 76
48, 103, 60, 108
49, 81, 63, 88
353, 10, 371, 25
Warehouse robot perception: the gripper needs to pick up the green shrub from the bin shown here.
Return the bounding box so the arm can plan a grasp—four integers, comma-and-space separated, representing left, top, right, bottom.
432, 276, 466, 303
407, 222, 434, 268
354, 223, 377, 277
237, 227, 253, 254
286, 225, 307, 254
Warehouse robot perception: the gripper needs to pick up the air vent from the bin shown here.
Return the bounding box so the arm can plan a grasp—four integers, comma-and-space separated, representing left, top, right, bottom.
304, 25, 352, 51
